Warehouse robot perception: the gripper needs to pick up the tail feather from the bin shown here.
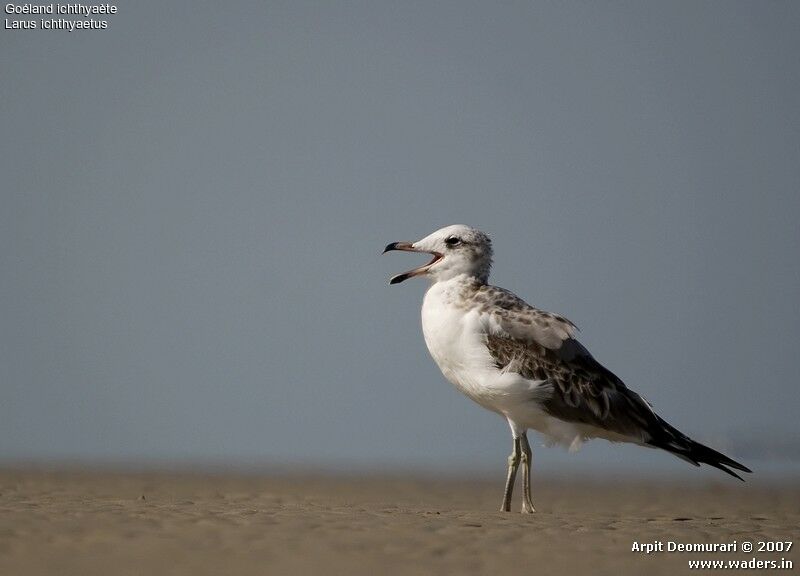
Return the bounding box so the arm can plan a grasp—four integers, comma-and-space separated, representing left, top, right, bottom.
646, 416, 752, 481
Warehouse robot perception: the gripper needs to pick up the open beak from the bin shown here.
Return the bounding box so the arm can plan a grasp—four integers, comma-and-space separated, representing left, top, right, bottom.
383, 241, 444, 285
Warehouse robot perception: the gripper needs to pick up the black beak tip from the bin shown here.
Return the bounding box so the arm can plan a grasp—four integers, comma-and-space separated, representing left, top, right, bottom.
382, 242, 399, 254
389, 273, 408, 285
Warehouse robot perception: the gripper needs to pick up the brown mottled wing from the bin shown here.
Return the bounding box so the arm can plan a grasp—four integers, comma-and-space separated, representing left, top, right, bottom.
479, 287, 753, 478
485, 334, 753, 479
474, 285, 578, 350
476, 285, 657, 439
485, 333, 658, 441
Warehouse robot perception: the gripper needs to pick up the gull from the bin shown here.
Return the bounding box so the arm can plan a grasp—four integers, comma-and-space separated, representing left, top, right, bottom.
384, 224, 751, 513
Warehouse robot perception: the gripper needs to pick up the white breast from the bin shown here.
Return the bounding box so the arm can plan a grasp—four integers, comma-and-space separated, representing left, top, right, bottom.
422, 278, 564, 445
419, 278, 600, 449
420, 279, 529, 414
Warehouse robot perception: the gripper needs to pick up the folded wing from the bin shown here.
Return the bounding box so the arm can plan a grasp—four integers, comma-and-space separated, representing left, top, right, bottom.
479, 286, 752, 480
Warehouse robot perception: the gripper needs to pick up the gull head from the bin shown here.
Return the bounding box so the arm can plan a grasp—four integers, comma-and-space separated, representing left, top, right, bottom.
383, 224, 493, 285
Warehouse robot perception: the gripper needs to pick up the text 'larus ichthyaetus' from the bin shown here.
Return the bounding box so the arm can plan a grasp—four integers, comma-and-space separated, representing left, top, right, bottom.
384, 224, 751, 513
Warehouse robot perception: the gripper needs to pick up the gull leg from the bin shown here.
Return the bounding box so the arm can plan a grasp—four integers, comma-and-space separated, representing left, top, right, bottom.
519, 433, 535, 513
500, 436, 522, 512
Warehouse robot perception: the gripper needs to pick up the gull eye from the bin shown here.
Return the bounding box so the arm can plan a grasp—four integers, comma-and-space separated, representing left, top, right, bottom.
444, 236, 462, 247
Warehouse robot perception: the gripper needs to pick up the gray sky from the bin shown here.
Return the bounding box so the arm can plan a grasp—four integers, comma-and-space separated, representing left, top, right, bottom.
1, 1, 798, 478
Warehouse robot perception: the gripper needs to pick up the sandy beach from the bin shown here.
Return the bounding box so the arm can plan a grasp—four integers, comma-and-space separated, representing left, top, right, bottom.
0, 468, 796, 575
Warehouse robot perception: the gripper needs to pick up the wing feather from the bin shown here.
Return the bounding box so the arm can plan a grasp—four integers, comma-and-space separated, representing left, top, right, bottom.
473, 285, 578, 350
475, 284, 751, 478
485, 333, 656, 440
473, 286, 655, 439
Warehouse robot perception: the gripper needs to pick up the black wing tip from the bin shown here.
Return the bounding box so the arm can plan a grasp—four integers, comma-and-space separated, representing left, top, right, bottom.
699, 447, 753, 479
649, 437, 753, 481
709, 461, 747, 482
725, 460, 753, 474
